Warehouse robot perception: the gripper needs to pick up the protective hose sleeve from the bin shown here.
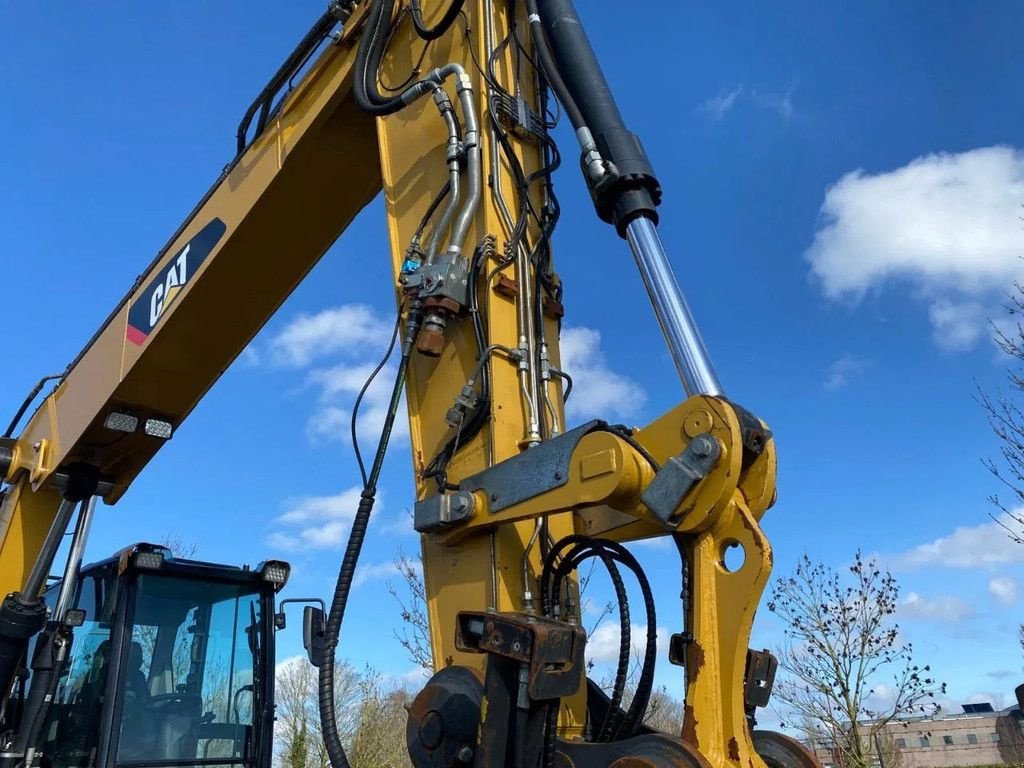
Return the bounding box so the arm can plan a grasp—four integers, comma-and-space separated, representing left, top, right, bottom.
318, 491, 376, 768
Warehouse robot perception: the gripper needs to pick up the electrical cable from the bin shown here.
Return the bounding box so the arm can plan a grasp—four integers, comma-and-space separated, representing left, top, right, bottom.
350, 307, 403, 487
4, 373, 65, 439
605, 424, 660, 473
319, 319, 413, 768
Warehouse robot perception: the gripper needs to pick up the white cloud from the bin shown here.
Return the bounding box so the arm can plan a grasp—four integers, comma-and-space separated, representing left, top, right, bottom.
824, 354, 867, 391
696, 84, 795, 120
899, 592, 974, 623
988, 575, 1019, 605
559, 327, 645, 422
628, 536, 672, 551
305, 363, 409, 446
269, 304, 392, 367
269, 487, 368, 550
697, 86, 744, 120
806, 146, 1024, 350
750, 86, 795, 119
888, 512, 1024, 571
385, 667, 431, 689
928, 300, 987, 352
586, 622, 669, 666
239, 345, 261, 367
353, 558, 421, 588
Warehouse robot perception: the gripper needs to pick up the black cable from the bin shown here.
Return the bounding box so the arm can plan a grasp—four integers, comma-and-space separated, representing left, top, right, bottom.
319, 345, 411, 768
351, 307, 403, 487
413, 179, 454, 245
4, 373, 64, 439
545, 542, 631, 740
605, 424, 660, 473
552, 369, 572, 403
542, 702, 559, 768
410, 0, 466, 40
377, 8, 433, 94
237, 8, 341, 153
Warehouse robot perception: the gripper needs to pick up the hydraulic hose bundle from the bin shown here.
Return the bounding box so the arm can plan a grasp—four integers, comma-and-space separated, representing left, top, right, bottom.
541, 536, 659, 741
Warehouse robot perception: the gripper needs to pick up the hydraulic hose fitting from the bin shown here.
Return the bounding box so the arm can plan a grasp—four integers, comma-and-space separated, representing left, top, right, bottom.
416, 297, 460, 357
417, 313, 448, 357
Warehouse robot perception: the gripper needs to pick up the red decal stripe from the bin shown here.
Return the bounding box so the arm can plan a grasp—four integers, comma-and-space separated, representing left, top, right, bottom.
126, 325, 148, 346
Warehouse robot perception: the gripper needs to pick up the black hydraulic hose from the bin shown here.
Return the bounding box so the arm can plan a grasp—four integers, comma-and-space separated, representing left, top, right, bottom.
540, 538, 632, 742
4, 373, 64, 438
318, 347, 410, 768
354, 0, 438, 116
542, 702, 559, 768
534, 0, 661, 233
523, 0, 586, 132
541, 536, 658, 739
410, 0, 466, 40
236, 8, 340, 154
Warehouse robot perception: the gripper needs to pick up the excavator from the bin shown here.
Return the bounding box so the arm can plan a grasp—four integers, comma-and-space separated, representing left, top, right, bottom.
0, 2, 821, 767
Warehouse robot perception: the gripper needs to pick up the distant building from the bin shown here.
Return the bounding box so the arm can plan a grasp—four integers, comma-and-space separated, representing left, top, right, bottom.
811, 701, 1024, 768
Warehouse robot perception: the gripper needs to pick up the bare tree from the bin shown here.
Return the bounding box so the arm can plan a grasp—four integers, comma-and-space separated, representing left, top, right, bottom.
348, 668, 413, 768
276, 659, 317, 768
387, 551, 433, 673
980, 287, 1024, 540
643, 685, 684, 734
275, 657, 363, 768
388, 547, 616, 677
158, 532, 200, 558
767, 552, 945, 768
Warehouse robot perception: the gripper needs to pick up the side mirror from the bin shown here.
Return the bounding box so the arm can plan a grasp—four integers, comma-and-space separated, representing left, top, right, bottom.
303, 606, 327, 668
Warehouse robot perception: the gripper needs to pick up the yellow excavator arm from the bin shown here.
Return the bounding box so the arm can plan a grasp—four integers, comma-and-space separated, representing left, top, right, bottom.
0, 2, 818, 767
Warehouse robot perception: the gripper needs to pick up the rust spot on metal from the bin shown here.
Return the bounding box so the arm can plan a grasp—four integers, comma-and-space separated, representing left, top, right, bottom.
689, 639, 705, 681
444, 654, 454, 667
493, 274, 518, 298
682, 703, 699, 749
728, 737, 740, 762
542, 296, 565, 320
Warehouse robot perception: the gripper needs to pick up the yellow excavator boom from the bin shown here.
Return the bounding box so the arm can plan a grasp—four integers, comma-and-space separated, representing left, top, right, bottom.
0, 2, 819, 767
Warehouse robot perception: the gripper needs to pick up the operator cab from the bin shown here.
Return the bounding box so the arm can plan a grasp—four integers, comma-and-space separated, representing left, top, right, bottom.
3, 544, 287, 768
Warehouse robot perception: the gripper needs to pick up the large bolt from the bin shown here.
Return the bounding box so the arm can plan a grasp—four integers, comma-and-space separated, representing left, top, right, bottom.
456, 745, 474, 763
419, 710, 444, 750
689, 436, 713, 459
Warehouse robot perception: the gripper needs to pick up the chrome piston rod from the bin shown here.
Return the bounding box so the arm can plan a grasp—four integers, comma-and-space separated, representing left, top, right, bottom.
626, 217, 723, 397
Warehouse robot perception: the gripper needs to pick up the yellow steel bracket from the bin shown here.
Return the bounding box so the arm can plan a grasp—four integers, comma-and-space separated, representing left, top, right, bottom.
417, 391, 780, 765
638, 396, 777, 768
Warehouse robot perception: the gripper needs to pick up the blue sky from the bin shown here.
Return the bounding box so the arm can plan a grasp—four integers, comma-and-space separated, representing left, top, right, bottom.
3, 0, 1024, 722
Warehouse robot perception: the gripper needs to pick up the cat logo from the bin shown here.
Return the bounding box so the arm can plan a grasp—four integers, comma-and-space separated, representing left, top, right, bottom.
126, 219, 226, 346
